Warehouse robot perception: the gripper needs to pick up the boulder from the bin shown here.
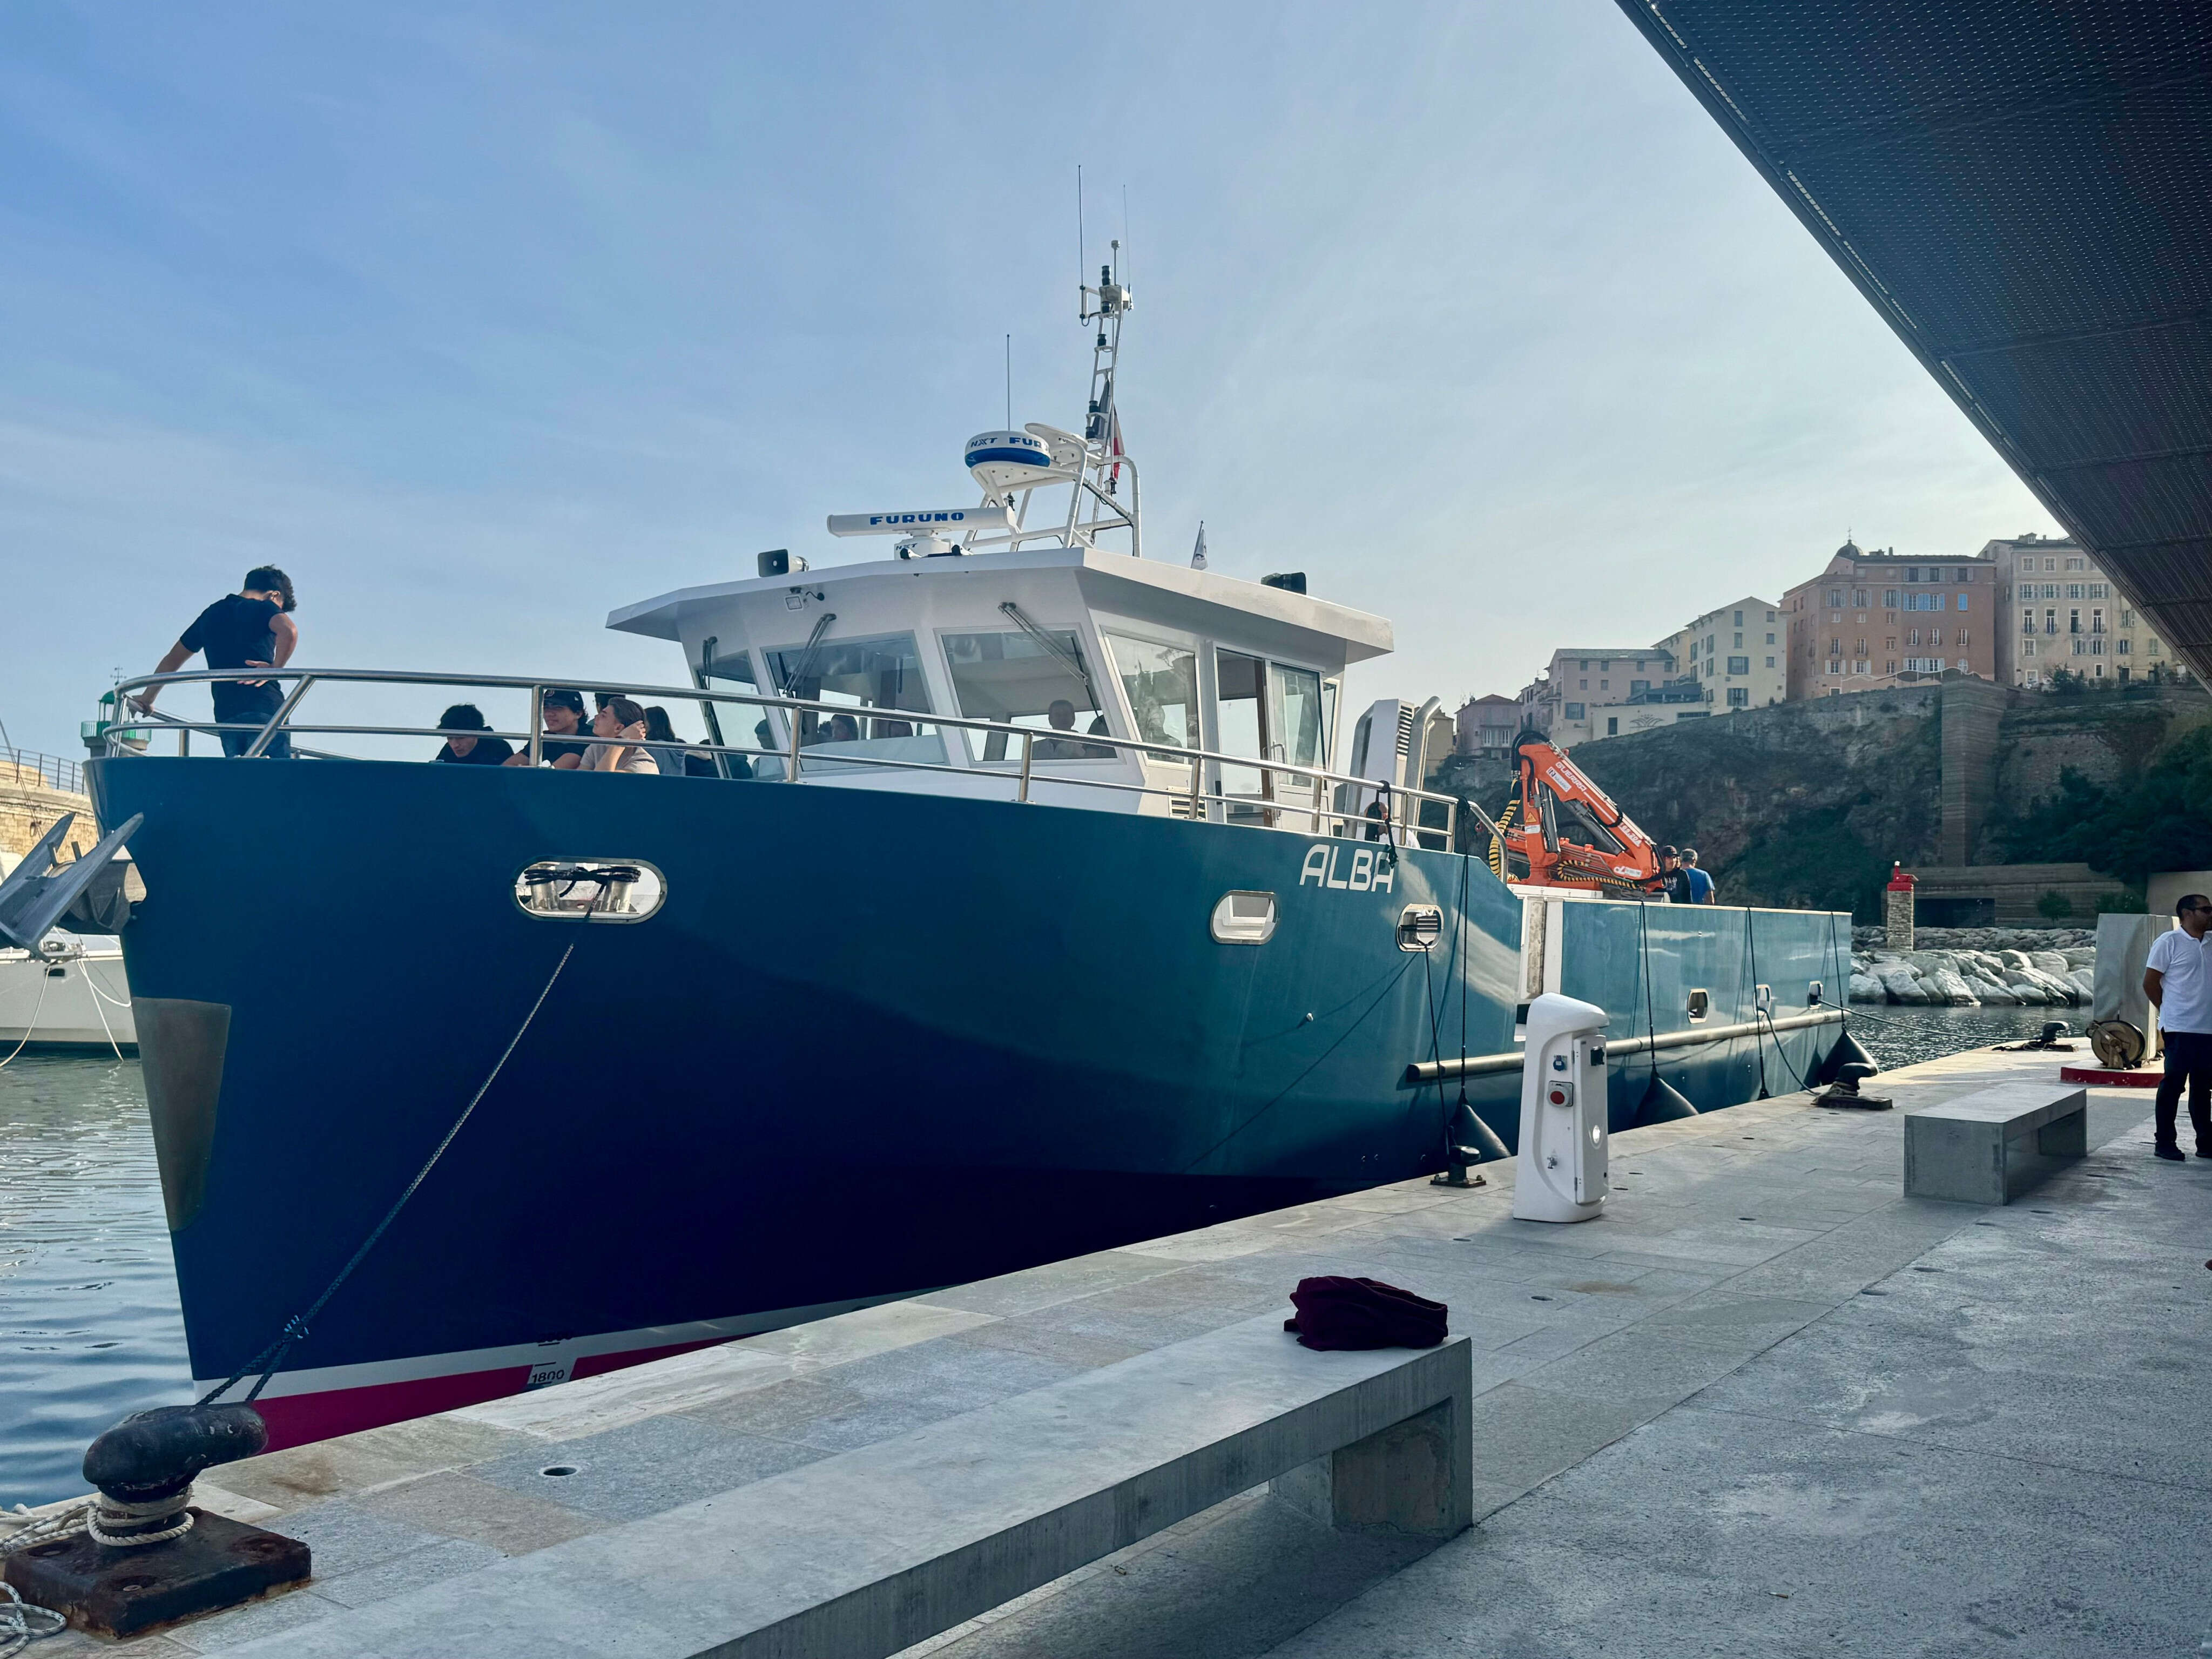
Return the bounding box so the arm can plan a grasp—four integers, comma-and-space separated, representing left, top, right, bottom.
1850, 972, 1886, 1003
2029, 950, 2071, 977
2060, 948, 2096, 968
2066, 969, 2096, 998
1999, 949, 2035, 972
1928, 968, 1980, 1006
2006, 979, 2054, 1005
1874, 962, 1930, 1004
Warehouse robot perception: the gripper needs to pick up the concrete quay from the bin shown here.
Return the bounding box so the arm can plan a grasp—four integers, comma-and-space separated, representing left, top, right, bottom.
46, 1042, 2209, 1657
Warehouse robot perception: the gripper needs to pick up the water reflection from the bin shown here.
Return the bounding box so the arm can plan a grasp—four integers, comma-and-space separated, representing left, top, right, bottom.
0, 1055, 188, 1506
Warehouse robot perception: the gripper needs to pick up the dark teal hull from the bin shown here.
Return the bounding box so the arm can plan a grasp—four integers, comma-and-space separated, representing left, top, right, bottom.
89, 757, 1848, 1444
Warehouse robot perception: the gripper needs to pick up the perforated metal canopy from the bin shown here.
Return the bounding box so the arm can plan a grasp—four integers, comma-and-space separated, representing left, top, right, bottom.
1615, 1, 2212, 677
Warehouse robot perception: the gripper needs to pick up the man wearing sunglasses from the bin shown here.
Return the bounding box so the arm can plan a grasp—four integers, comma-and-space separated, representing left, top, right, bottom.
2144, 894, 2212, 1162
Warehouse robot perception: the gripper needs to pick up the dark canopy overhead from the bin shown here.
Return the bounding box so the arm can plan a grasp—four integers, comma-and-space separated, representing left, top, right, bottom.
1615, 1, 2212, 677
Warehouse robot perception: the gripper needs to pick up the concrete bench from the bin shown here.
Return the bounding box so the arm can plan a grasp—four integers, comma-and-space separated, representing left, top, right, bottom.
231, 1313, 1473, 1659
1904, 1082, 2088, 1205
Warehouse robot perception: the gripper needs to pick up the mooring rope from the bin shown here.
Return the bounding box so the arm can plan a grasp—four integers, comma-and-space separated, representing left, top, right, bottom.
0, 1580, 66, 1657
199, 942, 576, 1406
0, 970, 52, 1071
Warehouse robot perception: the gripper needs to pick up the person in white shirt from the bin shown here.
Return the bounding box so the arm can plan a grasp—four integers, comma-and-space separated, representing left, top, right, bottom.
2143, 893, 2212, 1161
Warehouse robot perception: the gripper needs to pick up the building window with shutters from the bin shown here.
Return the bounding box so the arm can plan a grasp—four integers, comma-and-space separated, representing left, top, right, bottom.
2065, 556, 2085, 571
1958, 629, 1970, 646
2117, 638, 2131, 655
1564, 703, 1584, 720
2021, 612, 2035, 633
2091, 609, 2105, 635
1727, 687, 1749, 707
2072, 639, 2086, 656
1727, 656, 1749, 675
2069, 609, 2081, 634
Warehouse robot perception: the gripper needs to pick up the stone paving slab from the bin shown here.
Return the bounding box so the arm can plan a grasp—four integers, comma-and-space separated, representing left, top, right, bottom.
30, 1042, 2190, 1655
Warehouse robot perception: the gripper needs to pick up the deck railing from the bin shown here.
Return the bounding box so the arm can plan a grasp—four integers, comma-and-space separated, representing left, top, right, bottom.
95, 667, 1460, 847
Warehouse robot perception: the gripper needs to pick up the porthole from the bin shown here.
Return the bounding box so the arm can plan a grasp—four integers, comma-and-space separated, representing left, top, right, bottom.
516, 860, 665, 923
1396, 905, 1444, 952
1210, 891, 1278, 945
1687, 988, 1710, 1022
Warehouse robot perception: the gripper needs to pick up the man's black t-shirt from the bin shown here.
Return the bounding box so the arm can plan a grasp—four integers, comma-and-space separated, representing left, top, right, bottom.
181, 595, 285, 718
1661, 867, 1695, 905
433, 737, 516, 766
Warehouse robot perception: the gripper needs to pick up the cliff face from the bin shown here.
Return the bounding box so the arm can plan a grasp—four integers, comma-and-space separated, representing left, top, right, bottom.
1430, 680, 2212, 918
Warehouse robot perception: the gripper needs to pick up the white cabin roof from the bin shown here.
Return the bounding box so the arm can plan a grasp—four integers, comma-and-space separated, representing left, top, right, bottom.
607, 545, 1393, 667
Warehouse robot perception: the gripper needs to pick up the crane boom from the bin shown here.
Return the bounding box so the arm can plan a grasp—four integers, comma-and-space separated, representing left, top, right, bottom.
1493, 734, 1663, 894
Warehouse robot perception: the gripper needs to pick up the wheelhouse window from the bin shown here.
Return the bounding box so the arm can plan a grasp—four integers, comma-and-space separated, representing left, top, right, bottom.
1103, 632, 1198, 752
698, 642, 779, 770
763, 631, 942, 775
942, 630, 1111, 762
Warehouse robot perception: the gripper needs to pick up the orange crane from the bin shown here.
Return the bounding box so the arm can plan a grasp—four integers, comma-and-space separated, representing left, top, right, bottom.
1481, 734, 1663, 894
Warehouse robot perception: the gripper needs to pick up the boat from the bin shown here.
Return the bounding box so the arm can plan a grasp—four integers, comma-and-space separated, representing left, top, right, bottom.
0, 934, 135, 1054
79, 257, 1856, 1449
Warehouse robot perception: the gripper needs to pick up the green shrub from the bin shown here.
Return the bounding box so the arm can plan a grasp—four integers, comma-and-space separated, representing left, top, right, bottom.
2095, 889, 2147, 913
2036, 889, 2074, 920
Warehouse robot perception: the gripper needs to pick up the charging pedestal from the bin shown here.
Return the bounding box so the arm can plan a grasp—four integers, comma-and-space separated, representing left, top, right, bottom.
1512, 993, 1610, 1224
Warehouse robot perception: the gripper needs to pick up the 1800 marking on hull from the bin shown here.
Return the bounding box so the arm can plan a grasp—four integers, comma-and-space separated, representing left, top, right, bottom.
1298, 844, 1398, 892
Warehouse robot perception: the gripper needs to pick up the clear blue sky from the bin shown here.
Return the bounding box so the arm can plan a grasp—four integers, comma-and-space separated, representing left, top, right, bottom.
0, 1, 2054, 756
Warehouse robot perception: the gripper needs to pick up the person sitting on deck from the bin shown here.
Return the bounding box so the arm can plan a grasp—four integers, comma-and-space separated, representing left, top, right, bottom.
825, 712, 860, 744
430, 704, 514, 766
640, 705, 692, 776
503, 688, 592, 768
579, 697, 658, 773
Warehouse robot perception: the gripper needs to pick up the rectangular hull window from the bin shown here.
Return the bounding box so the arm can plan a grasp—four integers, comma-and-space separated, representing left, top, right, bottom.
1210, 890, 1278, 944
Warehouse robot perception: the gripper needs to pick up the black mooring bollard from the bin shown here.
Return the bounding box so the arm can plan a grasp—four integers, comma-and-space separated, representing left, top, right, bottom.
2, 1404, 311, 1639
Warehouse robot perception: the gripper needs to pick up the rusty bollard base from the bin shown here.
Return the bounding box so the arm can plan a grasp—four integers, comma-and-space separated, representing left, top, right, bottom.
3, 1510, 311, 1638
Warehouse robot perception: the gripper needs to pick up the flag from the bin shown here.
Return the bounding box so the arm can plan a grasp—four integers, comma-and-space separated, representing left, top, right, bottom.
1191, 522, 1208, 570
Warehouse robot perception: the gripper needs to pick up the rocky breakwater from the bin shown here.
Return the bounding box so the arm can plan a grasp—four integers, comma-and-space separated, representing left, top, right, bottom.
1847, 940, 2095, 1007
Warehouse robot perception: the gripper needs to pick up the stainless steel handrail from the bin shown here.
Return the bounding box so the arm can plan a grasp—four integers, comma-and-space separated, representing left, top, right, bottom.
1402, 1007, 1846, 1086
100, 667, 1461, 846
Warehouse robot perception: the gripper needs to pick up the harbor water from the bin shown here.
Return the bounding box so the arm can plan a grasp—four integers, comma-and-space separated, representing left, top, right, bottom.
0, 1001, 2079, 1506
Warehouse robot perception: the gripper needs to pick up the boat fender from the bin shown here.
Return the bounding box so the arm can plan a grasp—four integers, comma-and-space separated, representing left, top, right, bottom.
1447, 1100, 1509, 1164
1816, 1028, 1878, 1085
1633, 1074, 1700, 1127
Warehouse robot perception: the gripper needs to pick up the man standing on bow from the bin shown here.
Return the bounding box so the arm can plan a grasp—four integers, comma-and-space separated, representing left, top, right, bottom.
134, 568, 299, 757
2145, 893, 2212, 1162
